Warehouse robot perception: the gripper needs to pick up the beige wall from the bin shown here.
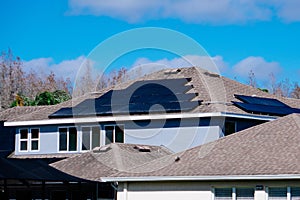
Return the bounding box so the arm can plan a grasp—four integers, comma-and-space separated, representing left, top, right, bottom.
117, 180, 300, 200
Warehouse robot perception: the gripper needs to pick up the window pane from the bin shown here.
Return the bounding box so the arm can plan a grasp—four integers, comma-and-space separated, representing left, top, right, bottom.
269, 187, 287, 200
115, 126, 124, 143
31, 129, 39, 139
31, 140, 38, 150
105, 126, 114, 145
92, 126, 100, 149
59, 128, 67, 151
224, 121, 236, 136
82, 127, 90, 150
69, 127, 77, 151
215, 188, 232, 200
292, 187, 300, 200
236, 188, 254, 200
20, 141, 28, 151
20, 129, 28, 139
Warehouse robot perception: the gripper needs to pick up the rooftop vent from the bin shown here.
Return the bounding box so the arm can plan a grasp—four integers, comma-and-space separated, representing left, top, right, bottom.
93, 146, 111, 152
203, 71, 220, 78
134, 145, 151, 152
164, 69, 181, 75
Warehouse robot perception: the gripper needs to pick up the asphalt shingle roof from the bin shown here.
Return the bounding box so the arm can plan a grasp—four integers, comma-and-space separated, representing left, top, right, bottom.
109, 113, 300, 178
3, 67, 300, 122
51, 143, 173, 181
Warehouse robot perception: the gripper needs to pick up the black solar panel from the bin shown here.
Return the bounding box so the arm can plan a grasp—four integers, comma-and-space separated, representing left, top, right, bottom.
49, 78, 200, 118
235, 94, 288, 107
233, 101, 300, 116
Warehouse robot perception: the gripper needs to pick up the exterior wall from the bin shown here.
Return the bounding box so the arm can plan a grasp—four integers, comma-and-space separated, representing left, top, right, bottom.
117, 182, 212, 200
14, 118, 221, 155
13, 116, 267, 155
117, 180, 300, 200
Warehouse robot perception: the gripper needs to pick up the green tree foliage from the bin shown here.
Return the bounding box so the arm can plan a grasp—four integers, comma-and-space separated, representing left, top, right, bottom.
11, 90, 71, 107
0, 49, 72, 110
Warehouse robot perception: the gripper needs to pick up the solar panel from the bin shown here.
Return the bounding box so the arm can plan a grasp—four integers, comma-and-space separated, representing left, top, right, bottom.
233, 101, 300, 116
49, 78, 200, 118
234, 94, 288, 107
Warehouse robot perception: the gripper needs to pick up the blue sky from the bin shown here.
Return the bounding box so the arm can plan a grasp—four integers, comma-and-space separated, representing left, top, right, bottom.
1, 0, 300, 87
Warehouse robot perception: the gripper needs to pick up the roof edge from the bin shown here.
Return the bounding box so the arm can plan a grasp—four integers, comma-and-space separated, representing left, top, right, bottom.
101, 174, 300, 182
4, 112, 276, 127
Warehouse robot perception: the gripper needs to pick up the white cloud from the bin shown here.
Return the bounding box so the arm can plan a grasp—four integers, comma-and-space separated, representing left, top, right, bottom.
23, 56, 87, 82
232, 56, 282, 81
67, 0, 300, 24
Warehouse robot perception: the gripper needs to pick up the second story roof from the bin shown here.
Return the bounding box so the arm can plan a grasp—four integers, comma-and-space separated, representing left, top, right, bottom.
4, 67, 300, 126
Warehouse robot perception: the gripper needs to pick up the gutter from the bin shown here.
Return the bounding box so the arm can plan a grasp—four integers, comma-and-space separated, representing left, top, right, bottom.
4, 112, 276, 127
101, 174, 300, 182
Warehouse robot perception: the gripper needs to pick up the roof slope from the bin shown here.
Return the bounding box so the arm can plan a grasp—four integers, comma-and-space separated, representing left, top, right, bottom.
107, 114, 300, 179
5, 67, 300, 122
51, 143, 172, 181
0, 106, 49, 121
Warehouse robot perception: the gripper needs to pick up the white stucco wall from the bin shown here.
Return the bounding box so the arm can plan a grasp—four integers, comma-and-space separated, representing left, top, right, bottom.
116, 181, 300, 200
117, 182, 212, 200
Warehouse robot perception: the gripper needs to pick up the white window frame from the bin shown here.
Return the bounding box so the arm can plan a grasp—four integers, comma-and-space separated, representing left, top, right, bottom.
58, 127, 78, 152
103, 124, 125, 145
19, 128, 40, 152
81, 126, 101, 151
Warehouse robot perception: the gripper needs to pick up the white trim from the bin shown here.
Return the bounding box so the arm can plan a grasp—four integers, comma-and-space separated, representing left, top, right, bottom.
211, 187, 215, 200
287, 186, 291, 200
101, 174, 300, 182
265, 186, 269, 200
232, 187, 236, 200
4, 112, 276, 127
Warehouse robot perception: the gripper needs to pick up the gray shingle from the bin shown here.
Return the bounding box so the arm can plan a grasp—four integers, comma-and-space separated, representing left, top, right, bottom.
5, 66, 300, 122
110, 114, 300, 178
51, 143, 172, 181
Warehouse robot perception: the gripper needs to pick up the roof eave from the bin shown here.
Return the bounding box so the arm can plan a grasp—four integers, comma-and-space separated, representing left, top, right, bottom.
101, 174, 300, 182
4, 112, 277, 127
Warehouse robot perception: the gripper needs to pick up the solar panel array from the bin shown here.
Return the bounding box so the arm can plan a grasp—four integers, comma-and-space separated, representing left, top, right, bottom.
49, 78, 200, 118
233, 94, 300, 116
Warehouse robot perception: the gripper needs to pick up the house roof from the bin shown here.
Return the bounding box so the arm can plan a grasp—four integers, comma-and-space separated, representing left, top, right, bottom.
102, 113, 300, 181
50, 143, 173, 182
0, 106, 49, 121
4, 67, 300, 124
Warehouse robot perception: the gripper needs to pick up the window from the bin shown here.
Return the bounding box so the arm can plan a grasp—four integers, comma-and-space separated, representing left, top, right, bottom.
224, 120, 236, 136
292, 187, 300, 200
20, 129, 28, 151
19, 128, 40, 151
31, 128, 39, 151
236, 188, 254, 200
82, 126, 101, 150
59, 127, 77, 151
269, 187, 287, 200
104, 125, 124, 145
215, 188, 232, 200
214, 188, 254, 200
